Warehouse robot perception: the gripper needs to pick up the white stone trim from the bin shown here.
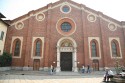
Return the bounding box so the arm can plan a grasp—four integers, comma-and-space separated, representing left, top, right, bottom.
60, 47, 73, 52
43, 67, 49, 71
88, 37, 101, 60
35, 12, 45, 21
31, 37, 44, 59
57, 37, 77, 47
39, 67, 44, 71
22, 67, 33, 71
87, 14, 96, 22
108, 23, 117, 31
23, 66, 29, 70
11, 1, 122, 28
109, 37, 122, 59
11, 67, 23, 70
99, 15, 121, 27
56, 17, 76, 36
0, 67, 11, 71
56, 37, 78, 72
15, 21, 24, 30
10, 36, 23, 58
11, 17, 29, 26
85, 10, 98, 17
60, 3, 71, 14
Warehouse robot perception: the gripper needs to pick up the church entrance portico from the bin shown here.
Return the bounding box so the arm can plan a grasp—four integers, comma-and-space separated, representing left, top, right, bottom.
56, 37, 78, 72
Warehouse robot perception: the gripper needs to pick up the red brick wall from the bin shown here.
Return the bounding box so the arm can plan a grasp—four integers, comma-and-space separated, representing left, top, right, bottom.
4, 1, 125, 70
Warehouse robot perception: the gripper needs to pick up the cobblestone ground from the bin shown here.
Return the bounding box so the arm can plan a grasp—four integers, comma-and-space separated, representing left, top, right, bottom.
0, 70, 114, 83
0, 75, 104, 83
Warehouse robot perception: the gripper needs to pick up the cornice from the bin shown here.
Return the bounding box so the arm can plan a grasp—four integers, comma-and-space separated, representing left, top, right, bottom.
10, 0, 124, 28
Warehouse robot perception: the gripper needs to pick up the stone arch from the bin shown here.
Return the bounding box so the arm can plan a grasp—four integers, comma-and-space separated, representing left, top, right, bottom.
56, 37, 78, 72
57, 37, 77, 47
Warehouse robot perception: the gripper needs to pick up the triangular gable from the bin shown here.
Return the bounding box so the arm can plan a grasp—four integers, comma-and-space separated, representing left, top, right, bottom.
11, 0, 123, 28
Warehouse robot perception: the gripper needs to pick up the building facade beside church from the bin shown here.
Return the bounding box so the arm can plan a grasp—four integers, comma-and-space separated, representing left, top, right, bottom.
4, 0, 125, 72
0, 13, 9, 55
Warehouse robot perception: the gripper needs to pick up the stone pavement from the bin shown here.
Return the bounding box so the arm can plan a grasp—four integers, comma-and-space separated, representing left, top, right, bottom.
0, 70, 114, 83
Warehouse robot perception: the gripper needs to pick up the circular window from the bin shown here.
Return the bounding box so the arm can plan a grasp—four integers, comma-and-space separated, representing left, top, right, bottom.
60, 5, 71, 14
36, 13, 45, 21
61, 22, 72, 32
15, 22, 24, 30
56, 18, 76, 36
108, 23, 117, 31
87, 14, 96, 22
62, 6, 70, 12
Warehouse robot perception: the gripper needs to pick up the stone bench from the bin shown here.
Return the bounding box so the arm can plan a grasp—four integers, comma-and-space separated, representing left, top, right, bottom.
111, 77, 125, 83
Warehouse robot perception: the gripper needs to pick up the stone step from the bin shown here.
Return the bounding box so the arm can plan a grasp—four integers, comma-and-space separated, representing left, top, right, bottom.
55, 71, 81, 76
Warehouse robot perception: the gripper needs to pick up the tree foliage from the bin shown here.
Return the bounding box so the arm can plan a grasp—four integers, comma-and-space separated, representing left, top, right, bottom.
0, 52, 12, 67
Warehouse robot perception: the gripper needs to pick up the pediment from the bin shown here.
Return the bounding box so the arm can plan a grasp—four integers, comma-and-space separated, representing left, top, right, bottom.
11, 0, 123, 28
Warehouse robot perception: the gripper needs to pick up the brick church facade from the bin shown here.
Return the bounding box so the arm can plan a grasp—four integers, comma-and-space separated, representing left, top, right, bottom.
5, 0, 125, 72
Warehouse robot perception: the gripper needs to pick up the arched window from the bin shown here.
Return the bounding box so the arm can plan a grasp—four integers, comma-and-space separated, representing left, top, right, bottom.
35, 40, 42, 56
90, 39, 99, 58
14, 40, 21, 56
91, 41, 97, 57
111, 40, 120, 57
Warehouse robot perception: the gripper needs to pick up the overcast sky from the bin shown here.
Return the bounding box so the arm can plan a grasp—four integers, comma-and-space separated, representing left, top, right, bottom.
0, 0, 125, 21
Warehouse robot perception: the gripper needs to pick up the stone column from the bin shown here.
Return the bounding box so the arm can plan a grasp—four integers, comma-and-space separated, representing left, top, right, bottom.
56, 46, 60, 72
73, 48, 78, 72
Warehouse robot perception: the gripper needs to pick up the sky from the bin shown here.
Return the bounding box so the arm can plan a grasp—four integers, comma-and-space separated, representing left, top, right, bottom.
0, 0, 125, 21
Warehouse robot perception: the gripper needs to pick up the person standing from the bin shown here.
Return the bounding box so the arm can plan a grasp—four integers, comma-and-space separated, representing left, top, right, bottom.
86, 65, 90, 73
82, 65, 85, 73
50, 65, 53, 75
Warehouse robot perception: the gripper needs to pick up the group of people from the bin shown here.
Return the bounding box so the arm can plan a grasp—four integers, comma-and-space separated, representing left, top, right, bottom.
50, 64, 91, 74
103, 68, 114, 82
50, 64, 125, 81
103, 67, 125, 82
82, 65, 91, 73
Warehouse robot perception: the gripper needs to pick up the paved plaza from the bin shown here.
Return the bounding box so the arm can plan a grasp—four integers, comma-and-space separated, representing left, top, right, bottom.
0, 70, 114, 83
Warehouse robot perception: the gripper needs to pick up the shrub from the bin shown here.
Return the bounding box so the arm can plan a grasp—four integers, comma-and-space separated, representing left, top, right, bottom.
0, 52, 12, 67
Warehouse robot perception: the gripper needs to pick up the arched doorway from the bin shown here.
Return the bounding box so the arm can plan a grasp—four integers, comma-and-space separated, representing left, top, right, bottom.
56, 37, 77, 72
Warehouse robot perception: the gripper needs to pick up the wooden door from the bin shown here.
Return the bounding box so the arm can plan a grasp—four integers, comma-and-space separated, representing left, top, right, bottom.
61, 52, 72, 71
33, 59, 40, 71
92, 59, 99, 71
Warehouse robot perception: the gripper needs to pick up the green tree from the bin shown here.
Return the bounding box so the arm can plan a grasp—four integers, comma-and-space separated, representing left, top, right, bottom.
0, 52, 12, 67
114, 58, 122, 74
